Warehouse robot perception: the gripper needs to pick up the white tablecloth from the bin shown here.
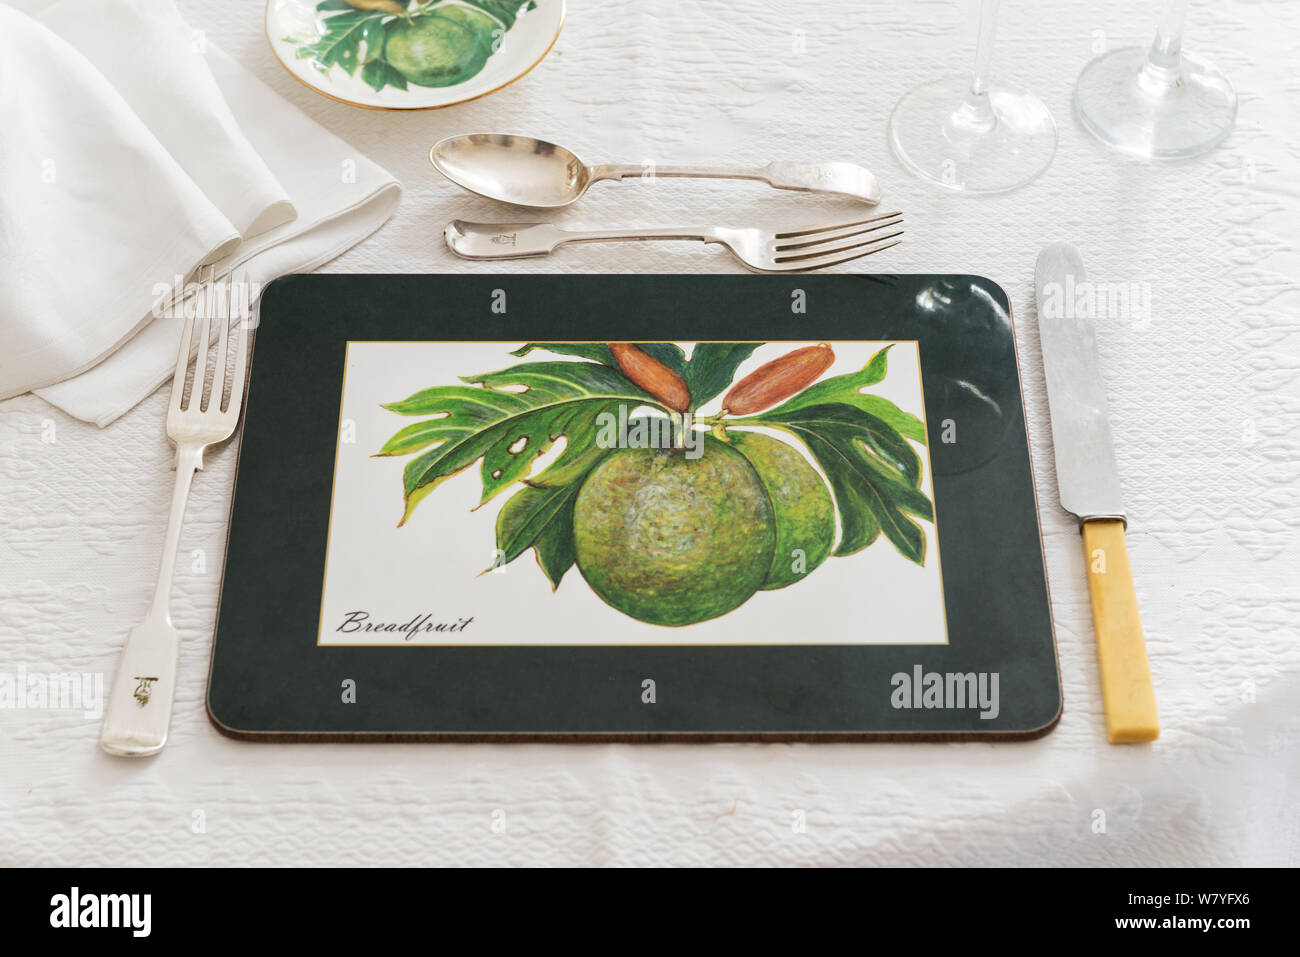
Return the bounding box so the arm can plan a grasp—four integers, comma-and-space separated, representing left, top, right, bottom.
1, 0, 1296, 867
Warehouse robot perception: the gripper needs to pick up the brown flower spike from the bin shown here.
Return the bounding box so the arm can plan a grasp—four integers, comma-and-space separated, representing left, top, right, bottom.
722, 343, 835, 416
609, 343, 692, 412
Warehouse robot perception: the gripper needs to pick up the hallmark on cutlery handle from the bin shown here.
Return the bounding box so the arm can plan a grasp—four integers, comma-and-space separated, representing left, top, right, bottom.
132, 676, 160, 707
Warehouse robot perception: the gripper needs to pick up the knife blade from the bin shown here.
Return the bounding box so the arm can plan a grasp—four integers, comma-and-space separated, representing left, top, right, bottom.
1035, 243, 1126, 522
1035, 242, 1158, 743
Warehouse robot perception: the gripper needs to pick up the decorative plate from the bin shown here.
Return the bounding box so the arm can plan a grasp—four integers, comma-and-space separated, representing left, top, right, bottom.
265, 0, 564, 110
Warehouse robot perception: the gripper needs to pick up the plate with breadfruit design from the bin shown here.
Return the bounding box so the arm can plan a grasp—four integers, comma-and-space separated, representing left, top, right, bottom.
266, 0, 564, 110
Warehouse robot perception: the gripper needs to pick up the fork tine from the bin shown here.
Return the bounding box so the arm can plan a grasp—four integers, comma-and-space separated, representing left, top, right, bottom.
226, 271, 252, 418
211, 269, 231, 412
773, 211, 902, 240
775, 215, 904, 252
191, 265, 215, 411
170, 276, 196, 408
775, 228, 905, 264
775, 236, 904, 271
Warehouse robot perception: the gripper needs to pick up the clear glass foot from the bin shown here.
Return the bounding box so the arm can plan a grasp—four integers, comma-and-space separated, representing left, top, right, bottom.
1074, 45, 1237, 159
888, 75, 1058, 194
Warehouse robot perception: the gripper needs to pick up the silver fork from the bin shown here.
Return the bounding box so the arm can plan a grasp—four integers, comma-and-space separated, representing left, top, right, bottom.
445, 211, 904, 272
100, 268, 252, 757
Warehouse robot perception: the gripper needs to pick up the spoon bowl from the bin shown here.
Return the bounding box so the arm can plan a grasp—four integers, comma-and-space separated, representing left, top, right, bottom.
430, 133, 592, 208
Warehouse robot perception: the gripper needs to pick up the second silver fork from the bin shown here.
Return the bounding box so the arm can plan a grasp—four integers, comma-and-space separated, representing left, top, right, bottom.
445, 211, 904, 272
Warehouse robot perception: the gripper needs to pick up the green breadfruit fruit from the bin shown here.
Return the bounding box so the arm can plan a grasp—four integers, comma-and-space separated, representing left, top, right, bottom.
432, 5, 501, 53
729, 431, 836, 589
572, 436, 775, 626
384, 15, 488, 87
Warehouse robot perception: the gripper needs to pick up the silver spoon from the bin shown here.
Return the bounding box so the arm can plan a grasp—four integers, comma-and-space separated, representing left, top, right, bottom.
429, 133, 882, 208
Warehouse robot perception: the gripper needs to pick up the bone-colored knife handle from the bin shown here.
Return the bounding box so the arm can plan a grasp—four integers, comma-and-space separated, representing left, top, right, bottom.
1081, 518, 1159, 743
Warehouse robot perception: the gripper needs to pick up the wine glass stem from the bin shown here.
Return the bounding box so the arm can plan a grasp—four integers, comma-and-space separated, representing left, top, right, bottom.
1140, 0, 1188, 94
956, 0, 1000, 133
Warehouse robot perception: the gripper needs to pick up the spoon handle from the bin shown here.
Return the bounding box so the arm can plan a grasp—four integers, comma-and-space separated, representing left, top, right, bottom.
589, 161, 881, 204
590, 163, 769, 183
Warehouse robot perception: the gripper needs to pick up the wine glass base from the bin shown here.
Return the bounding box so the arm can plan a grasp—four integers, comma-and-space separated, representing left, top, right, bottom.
888, 75, 1058, 194
1074, 46, 1237, 159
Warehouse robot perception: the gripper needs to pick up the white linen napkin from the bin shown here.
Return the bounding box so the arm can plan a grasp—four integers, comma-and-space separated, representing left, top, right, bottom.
0, 0, 401, 426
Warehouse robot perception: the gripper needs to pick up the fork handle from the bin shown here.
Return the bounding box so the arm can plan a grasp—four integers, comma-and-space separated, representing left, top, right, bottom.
100, 444, 200, 756
445, 220, 715, 260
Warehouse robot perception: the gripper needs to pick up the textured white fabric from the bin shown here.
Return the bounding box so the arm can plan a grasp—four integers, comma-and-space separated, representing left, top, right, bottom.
0, 0, 1297, 866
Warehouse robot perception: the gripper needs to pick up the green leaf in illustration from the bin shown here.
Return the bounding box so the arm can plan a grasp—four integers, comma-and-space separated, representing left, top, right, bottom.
749, 403, 933, 563
361, 58, 408, 91
763, 402, 921, 489
511, 342, 688, 377
376, 385, 513, 454
295, 10, 380, 77
360, 17, 387, 62
459, 0, 537, 31
523, 442, 610, 488
378, 361, 661, 524
760, 346, 927, 444
511, 343, 614, 365
679, 343, 761, 410
495, 485, 578, 588
493, 447, 608, 589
